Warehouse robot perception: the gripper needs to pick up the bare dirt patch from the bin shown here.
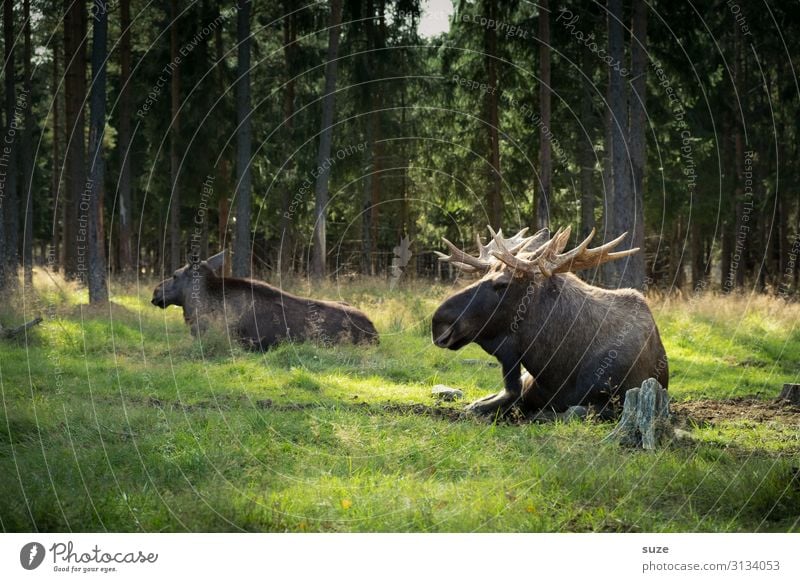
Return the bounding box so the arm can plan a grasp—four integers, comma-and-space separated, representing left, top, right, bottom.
672, 397, 800, 427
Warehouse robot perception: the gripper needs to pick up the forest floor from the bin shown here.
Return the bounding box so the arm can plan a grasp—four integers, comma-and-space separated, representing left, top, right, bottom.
1, 270, 799, 532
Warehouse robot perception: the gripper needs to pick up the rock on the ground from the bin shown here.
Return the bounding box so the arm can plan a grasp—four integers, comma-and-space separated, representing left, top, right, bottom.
431, 385, 464, 401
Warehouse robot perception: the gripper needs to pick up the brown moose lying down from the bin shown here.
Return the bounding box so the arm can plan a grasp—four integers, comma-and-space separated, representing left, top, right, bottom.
151, 252, 379, 350
432, 226, 668, 419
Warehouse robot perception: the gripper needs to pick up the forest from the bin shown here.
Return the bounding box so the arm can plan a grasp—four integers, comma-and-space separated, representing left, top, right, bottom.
0, 0, 798, 295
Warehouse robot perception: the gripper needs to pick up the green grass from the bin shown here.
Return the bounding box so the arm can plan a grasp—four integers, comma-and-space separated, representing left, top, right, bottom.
0, 271, 798, 532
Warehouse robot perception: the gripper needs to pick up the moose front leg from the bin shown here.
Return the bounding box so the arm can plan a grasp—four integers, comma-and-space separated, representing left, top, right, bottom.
466, 343, 523, 416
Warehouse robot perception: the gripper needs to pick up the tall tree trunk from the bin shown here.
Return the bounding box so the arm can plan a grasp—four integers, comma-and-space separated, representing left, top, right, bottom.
484, 0, 501, 227
690, 219, 704, 288
63, 0, 86, 279
372, 0, 386, 272
279, 4, 296, 276
606, 0, 631, 287
732, 23, 746, 290
579, 48, 595, 241
669, 215, 685, 290
87, 0, 108, 303
795, 203, 800, 292
51, 39, 61, 268
214, 10, 230, 253
2, 0, 17, 288
360, 0, 375, 276
720, 109, 733, 292
399, 81, 409, 242
311, 0, 343, 280
169, 0, 181, 272
117, 0, 133, 273
361, 110, 374, 276
777, 65, 791, 292
721, 222, 733, 291
601, 103, 612, 246
535, 0, 551, 230
625, 0, 647, 290
233, 0, 252, 277
602, 4, 618, 283
3, 0, 19, 284
371, 111, 382, 273
22, 0, 33, 286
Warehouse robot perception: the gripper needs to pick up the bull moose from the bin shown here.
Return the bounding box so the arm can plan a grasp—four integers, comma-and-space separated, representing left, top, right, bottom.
431, 226, 668, 417
151, 252, 379, 349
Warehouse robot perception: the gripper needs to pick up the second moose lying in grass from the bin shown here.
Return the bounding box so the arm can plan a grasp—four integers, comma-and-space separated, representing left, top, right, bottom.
432, 226, 668, 418
151, 252, 379, 350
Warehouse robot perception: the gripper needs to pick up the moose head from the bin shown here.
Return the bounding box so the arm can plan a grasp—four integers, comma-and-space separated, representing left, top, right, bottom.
151, 251, 226, 309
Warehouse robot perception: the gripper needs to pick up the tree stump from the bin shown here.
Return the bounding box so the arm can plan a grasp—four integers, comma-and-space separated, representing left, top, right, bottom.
605, 378, 672, 450
778, 383, 800, 405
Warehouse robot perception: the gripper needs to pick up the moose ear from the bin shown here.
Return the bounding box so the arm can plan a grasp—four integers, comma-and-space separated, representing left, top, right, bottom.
203, 251, 226, 275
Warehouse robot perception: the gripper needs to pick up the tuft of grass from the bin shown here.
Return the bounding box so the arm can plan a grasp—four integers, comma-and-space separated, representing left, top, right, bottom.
0, 270, 798, 532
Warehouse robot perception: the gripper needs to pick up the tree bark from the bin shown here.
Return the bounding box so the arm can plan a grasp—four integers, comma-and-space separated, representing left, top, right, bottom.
360, 0, 375, 276
87, 0, 109, 303
484, 0, 502, 228
579, 48, 595, 241
607, 0, 633, 288
669, 215, 685, 290
169, 0, 181, 272
3, 0, 19, 284
311, 0, 343, 280
732, 22, 746, 290
361, 109, 374, 276
279, 4, 296, 276
796, 204, 800, 293
51, 39, 61, 268
399, 82, 410, 245
371, 94, 382, 274
233, 0, 252, 278
721, 220, 733, 291
690, 217, 705, 289
117, 0, 133, 273
720, 109, 733, 292
214, 10, 231, 254
535, 0, 551, 230
601, 103, 612, 245
63, 0, 87, 280
625, 0, 647, 290
2, 0, 17, 288
22, 0, 33, 286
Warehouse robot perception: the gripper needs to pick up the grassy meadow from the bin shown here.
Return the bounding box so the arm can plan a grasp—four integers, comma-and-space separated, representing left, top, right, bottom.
1, 270, 799, 532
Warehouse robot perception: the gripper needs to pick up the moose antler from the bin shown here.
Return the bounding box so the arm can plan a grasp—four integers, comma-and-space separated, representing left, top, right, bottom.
490, 226, 639, 277
435, 227, 537, 274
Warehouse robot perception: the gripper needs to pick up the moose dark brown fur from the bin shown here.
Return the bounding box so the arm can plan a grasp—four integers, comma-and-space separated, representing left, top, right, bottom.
431, 226, 668, 418
152, 252, 379, 349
